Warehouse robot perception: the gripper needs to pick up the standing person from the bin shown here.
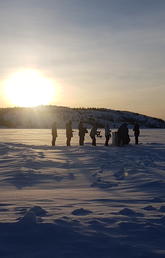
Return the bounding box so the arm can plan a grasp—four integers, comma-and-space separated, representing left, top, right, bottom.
51, 121, 57, 146
66, 120, 73, 146
78, 121, 88, 146
105, 123, 111, 146
118, 123, 130, 146
90, 124, 97, 146
133, 123, 140, 144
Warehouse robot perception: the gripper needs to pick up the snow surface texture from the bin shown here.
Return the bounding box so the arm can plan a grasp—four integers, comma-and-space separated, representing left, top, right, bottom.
0, 129, 165, 258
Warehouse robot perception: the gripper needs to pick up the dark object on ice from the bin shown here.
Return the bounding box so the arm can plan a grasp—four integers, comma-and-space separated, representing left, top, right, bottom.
133, 123, 140, 144
72, 208, 93, 216
78, 121, 88, 146
66, 120, 73, 146
51, 121, 57, 146
90, 124, 97, 146
117, 123, 130, 146
105, 123, 111, 146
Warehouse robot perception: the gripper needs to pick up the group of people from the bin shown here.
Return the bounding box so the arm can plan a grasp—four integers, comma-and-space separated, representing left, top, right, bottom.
117, 122, 140, 146
51, 121, 140, 147
52, 120, 74, 146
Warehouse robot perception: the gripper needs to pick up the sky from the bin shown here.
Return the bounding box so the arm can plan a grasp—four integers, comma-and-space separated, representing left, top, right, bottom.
0, 0, 165, 119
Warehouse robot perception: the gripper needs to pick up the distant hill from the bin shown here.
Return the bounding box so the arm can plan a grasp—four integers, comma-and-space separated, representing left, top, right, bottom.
0, 106, 164, 128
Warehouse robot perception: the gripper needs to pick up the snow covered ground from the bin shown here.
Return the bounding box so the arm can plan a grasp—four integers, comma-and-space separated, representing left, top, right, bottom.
0, 129, 165, 258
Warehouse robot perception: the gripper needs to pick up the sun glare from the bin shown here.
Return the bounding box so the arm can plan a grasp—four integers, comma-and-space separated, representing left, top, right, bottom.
4, 70, 56, 107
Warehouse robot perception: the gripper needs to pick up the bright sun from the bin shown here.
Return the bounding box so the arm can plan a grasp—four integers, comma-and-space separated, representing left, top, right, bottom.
4, 70, 55, 107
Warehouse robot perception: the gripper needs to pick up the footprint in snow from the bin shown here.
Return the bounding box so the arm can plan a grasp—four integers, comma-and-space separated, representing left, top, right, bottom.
159, 206, 165, 212
118, 208, 144, 217
151, 197, 164, 203
143, 205, 157, 211
72, 208, 93, 216
91, 180, 118, 189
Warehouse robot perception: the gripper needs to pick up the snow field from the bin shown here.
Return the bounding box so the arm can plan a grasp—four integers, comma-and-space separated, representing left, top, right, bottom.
0, 129, 165, 258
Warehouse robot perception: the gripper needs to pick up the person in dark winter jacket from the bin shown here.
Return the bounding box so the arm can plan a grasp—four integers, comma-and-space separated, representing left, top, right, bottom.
51, 121, 57, 146
133, 123, 140, 144
118, 123, 130, 146
90, 124, 97, 146
78, 121, 88, 146
104, 123, 111, 146
66, 120, 73, 146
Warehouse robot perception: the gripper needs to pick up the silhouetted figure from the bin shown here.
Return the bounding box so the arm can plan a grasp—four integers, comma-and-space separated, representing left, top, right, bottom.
105, 123, 111, 146
118, 123, 130, 146
133, 123, 140, 144
78, 121, 88, 146
66, 120, 73, 146
51, 121, 57, 146
90, 124, 97, 146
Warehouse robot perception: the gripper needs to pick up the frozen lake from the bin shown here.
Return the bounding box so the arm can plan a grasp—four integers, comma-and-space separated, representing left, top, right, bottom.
0, 128, 164, 145
0, 128, 165, 258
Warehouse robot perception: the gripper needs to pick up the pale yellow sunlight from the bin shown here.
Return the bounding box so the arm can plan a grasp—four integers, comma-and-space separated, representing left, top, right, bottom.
4, 70, 56, 107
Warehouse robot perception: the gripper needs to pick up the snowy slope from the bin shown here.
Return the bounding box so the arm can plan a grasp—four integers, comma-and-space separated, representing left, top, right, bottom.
0, 129, 165, 258
0, 105, 164, 128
